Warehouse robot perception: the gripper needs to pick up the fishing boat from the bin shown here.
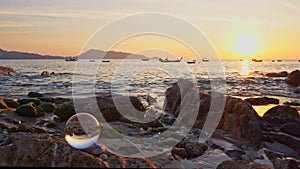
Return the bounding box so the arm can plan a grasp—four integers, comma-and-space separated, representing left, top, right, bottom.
277, 60, 282, 62
252, 58, 263, 62
159, 57, 182, 62
65, 57, 78, 61
187, 60, 196, 64
202, 58, 209, 62
89, 60, 96, 62
141, 58, 150, 61
102, 60, 110, 63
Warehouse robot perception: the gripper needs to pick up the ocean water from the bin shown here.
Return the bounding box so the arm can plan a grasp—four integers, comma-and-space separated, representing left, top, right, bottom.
0, 59, 299, 103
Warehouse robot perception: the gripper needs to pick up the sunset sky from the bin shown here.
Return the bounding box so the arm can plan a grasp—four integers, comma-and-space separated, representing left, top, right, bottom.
0, 0, 300, 60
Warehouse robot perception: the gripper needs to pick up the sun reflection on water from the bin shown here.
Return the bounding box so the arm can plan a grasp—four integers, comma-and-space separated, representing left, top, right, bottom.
241, 59, 250, 76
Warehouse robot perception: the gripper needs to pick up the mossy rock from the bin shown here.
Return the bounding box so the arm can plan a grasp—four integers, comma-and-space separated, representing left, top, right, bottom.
16, 102, 38, 117
4, 99, 19, 108
38, 102, 55, 113
36, 106, 46, 117
39, 97, 55, 103
54, 101, 75, 121
18, 99, 42, 106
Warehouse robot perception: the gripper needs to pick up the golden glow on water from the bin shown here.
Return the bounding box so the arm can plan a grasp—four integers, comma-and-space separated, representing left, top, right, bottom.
241, 59, 250, 76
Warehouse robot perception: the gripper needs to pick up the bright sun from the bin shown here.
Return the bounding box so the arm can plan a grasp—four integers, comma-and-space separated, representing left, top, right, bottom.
234, 35, 258, 55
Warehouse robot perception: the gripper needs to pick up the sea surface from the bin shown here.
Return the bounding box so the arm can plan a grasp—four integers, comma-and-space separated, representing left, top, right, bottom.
0, 59, 299, 106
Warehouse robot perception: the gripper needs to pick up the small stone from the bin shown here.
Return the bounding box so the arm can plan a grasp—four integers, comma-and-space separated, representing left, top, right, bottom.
84, 144, 104, 156
99, 154, 108, 161
18, 98, 42, 106
4, 99, 19, 108
17, 124, 31, 132
171, 147, 187, 160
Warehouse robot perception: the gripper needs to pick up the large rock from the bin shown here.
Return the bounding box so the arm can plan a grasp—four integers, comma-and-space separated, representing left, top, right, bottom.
0, 138, 107, 167
54, 101, 75, 121
216, 160, 272, 169
218, 97, 263, 147
244, 97, 279, 105
164, 80, 263, 147
265, 71, 288, 77
38, 102, 55, 113
262, 106, 300, 126
286, 70, 300, 87
0, 66, 14, 76
16, 102, 38, 117
279, 122, 300, 138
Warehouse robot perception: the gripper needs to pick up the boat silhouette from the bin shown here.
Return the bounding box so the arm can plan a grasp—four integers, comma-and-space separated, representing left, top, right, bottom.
159, 57, 182, 62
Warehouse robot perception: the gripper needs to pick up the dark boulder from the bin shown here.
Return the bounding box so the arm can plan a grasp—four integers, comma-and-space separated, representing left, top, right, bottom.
164, 80, 264, 147
16, 102, 38, 117
27, 92, 43, 98
38, 102, 55, 113
263, 106, 300, 126
279, 122, 300, 138
216, 160, 272, 169
245, 97, 279, 105
18, 98, 42, 106
54, 101, 75, 121
286, 70, 300, 87
283, 101, 300, 106
265, 71, 288, 77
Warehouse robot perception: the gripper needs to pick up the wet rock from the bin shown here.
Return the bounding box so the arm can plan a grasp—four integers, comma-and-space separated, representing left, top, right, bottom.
54, 97, 72, 104
224, 149, 245, 160
218, 96, 263, 147
171, 147, 187, 160
283, 101, 300, 106
4, 99, 19, 108
216, 160, 272, 169
99, 154, 108, 161
28, 92, 43, 98
271, 133, 300, 155
17, 124, 32, 132
18, 98, 42, 106
0, 66, 14, 76
38, 102, 55, 113
183, 141, 208, 159
265, 71, 288, 77
245, 97, 279, 105
263, 106, 300, 126
0, 97, 8, 109
39, 97, 55, 103
294, 88, 300, 94
286, 70, 300, 87
0, 138, 107, 167
16, 102, 38, 117
164, 79, 195, 116
54, 101, 75, 121
267, 152, 299, 169
84, 144, 104, 156
279, 122, 300, 138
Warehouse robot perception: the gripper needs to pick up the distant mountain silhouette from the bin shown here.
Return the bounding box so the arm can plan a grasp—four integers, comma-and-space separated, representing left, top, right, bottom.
78, 49, 147, 59
0, 48, 147, 60
0, 49, 64, 59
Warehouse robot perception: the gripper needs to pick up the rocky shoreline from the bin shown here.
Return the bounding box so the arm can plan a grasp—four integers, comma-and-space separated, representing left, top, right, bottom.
0, 68, 300, 168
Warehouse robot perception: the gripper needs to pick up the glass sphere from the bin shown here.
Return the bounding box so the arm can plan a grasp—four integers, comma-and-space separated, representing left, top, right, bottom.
64, 113, 101, 149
